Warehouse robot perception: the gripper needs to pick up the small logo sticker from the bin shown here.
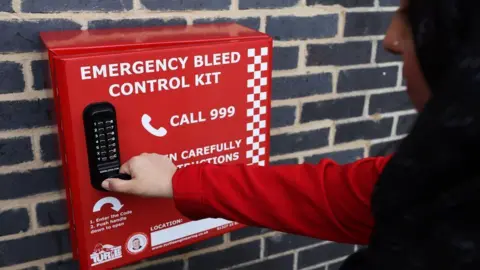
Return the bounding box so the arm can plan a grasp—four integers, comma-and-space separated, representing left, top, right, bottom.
126, 233, 148, 255
90, 243, 122, 266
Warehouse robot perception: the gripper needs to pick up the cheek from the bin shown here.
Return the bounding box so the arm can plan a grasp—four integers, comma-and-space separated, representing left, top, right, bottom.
402, 45, 431, 110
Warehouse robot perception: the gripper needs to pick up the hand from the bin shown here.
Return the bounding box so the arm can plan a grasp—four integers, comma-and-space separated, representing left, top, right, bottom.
101, 153, 177, 198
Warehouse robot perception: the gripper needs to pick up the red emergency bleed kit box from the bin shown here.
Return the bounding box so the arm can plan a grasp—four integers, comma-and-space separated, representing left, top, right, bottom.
40, 23, 272, 269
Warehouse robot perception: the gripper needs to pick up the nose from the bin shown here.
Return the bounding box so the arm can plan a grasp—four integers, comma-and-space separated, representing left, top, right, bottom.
383, 14, 404, 55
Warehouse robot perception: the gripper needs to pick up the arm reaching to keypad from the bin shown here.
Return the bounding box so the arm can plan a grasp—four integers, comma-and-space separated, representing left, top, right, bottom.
103, 153, 391, 244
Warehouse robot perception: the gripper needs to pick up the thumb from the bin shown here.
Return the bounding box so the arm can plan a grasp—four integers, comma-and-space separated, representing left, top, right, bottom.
102, 177, 136, 194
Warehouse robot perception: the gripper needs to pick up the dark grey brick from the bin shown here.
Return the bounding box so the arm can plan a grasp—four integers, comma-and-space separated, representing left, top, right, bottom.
0, 20, 81, 53
40, 133, 59, 162
271, 128, 329, 156
146, 235, 223, 260
273, 46, 299, 70
189, 240, 260, 270
344, 12, 394, 37
0, 0, 13, 12
272, 106, 295, 128
397, 113, 417, 135
88, 18, 187, 30
265, 233, 320, 256
0, 137, 33, 165
0, 62, 24, 93
272, 73, 332, 100
369, 91, 413, 114
376, 40, 402, 63
0, 99, 55, 130
266, 15, 338, 41
36, 199, 67, 227
0, 208, 29, 237
369, 139, 399, 156
307, 0, 374, 7
236, 254, 294, 270
45, 259, 79, 270
239, 0, 298, 9
337, 66, 398, 92
22, 0, 132, 12
138, 260, 184, 270
0, 167, 62, 200
380, 0, 399, 6
230, 227, 271, 241
335, 118, 393, 144
193, 17, 260, 30
141, 0, 230, 10
301, 96, 365, 122
298, 243, 354, 268
304, 148, 364, 165
307, 41, 372, 66
31, 60, 51, 90
0, 229, 70, 267
270, 158, 298, 165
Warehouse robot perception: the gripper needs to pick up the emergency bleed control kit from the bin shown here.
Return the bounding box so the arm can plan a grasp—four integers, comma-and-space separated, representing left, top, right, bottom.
40, 23, 272, 269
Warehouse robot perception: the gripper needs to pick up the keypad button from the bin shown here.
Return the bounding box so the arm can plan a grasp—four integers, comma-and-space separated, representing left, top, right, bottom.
106, 126, 114, 131
99, 139, 106, 145
100, 151, 107, 156
108, 143, 116, 149
105, 120, 114, 125
107, 137, 115, 142
101, 157, 108, 162
109, 154, 118, 160
108, 149, 116, 154
98, 128, 105, 133
99, 134, 106, 139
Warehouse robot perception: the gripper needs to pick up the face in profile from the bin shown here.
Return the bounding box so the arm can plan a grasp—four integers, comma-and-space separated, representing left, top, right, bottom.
383, 0, 431, 111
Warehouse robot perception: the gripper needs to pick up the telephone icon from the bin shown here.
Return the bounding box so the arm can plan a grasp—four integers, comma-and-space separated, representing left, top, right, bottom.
142, 114, 167, 137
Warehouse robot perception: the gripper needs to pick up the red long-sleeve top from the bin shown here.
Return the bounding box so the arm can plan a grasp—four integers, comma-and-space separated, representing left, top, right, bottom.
171, 156, 391, 245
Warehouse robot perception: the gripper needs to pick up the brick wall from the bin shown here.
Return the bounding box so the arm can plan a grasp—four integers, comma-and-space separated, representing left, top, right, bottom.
0, 0, 415, 269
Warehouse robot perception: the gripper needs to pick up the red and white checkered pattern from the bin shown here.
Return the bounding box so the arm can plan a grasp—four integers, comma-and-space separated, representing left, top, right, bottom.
246, 47, 269, 166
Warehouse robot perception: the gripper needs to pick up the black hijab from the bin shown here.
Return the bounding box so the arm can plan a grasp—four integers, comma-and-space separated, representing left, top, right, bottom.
340, 1, 480, 269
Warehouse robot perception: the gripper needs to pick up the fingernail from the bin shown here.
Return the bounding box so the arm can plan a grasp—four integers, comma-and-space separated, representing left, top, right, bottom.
102, 180, 110, 190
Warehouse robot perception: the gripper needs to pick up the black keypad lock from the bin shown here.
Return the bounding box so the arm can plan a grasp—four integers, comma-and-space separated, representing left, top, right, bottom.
83, 102, 131, 191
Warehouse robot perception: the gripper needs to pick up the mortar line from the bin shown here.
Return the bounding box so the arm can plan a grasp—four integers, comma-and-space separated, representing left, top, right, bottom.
22, 59, 35, 92
0, 191, 66, 210
0, 254, 73, 270
28, 202, 39, 230
11, 0, 21, 13
31, 131, 42, 162
0, 7, 345, 20
0, 224, 68, 242
391, 115, 399, 137
133, 0, 142, 10
370, 40, 378, 63
231, 0, 239, 10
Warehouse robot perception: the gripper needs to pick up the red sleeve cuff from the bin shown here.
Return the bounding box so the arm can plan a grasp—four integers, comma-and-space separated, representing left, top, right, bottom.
171, 164, 218, 220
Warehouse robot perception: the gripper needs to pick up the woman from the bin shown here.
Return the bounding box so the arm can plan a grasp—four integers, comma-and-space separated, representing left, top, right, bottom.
103, 0, 480, 268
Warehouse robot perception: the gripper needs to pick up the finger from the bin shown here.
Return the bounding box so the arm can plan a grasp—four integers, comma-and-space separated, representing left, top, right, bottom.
102, 178, 137, 194
119, 162, 131, 175
119, 155, 139, 175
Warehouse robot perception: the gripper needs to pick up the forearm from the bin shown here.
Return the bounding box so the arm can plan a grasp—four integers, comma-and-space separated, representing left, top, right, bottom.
172, 157, 390, 244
